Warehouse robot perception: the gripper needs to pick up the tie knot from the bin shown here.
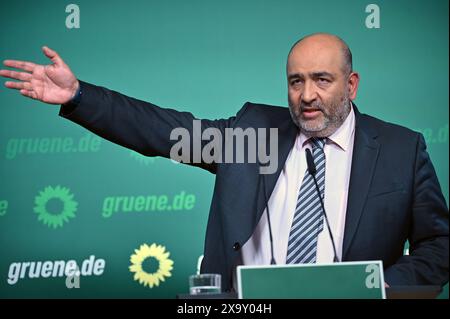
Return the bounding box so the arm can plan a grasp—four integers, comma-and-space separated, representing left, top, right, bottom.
310, 137, 326, 150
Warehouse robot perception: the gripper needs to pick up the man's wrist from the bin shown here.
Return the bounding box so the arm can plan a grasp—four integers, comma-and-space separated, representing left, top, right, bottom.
69, 81, 82, 105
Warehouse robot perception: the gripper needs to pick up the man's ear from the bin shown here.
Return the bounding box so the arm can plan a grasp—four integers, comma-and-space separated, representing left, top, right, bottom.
348, 72, 360, 100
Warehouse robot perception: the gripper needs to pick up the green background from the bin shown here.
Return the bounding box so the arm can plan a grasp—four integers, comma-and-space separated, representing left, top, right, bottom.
0, 0, 448, 298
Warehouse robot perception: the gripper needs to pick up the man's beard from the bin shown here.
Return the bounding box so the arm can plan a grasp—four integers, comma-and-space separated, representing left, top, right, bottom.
289, 93, 351, 138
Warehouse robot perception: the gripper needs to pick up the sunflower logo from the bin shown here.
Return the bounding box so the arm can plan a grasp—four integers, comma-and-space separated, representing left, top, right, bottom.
129, 243, 174, 288
33, 185, 78, 229
129, 151, 156, 166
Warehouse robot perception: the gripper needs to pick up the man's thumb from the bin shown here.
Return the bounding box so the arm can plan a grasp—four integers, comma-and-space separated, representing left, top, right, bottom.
42, 46, 63, 65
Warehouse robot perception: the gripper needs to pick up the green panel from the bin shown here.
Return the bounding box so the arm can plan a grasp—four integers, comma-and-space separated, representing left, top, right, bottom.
239, 262, 384, 299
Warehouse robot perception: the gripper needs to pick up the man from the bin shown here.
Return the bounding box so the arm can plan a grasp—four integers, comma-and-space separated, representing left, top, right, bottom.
1, 33, 448, 292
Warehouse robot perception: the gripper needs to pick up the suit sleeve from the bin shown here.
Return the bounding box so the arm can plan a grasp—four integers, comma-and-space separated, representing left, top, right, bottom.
59, 80, 250, 173
384, 133, 449, 286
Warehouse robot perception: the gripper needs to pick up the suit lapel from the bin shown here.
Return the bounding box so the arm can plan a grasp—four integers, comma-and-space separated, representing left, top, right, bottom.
255, 117, 298, 225
222, 111, 298, 245
342, 106, 380, 259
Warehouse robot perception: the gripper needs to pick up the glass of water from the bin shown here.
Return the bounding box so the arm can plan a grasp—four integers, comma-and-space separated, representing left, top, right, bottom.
189, 273, 221, 295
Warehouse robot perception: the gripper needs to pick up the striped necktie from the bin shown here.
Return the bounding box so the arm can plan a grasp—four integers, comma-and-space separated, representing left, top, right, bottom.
286, 137, 326, 264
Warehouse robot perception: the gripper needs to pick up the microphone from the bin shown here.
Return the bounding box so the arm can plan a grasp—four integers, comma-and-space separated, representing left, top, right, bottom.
261, 173, 277, 265
305, 148, 340, 263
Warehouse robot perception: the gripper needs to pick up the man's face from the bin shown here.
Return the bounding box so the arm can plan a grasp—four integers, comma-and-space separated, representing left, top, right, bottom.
287, 38, 351, 137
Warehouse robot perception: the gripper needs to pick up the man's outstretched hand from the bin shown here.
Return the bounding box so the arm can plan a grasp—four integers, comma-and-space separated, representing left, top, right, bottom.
0, 46, 79, 105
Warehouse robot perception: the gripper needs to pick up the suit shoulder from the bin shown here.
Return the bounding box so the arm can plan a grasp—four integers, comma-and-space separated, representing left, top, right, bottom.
359, 112, 421, 142
245, 102, 289, 112
238, 102, 291, 122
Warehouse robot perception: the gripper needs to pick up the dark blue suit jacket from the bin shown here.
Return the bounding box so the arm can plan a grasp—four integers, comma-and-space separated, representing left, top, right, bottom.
60, 81, 449, 291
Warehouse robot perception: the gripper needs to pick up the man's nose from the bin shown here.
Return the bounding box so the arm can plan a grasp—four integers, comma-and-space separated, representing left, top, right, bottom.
301, 81, 318, 104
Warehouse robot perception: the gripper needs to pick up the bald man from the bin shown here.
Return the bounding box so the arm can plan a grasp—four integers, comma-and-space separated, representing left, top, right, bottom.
1, 33, 448, 293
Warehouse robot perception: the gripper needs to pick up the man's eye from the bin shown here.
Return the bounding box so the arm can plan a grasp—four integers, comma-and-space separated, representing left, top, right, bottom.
291, 79, 302, 85
318, 78, 330, 83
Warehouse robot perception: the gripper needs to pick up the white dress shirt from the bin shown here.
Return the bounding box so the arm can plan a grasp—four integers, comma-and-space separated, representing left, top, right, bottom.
240, 104, 356, 266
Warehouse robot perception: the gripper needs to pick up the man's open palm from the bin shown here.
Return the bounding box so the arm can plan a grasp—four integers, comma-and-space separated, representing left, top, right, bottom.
0, 46, 79, 105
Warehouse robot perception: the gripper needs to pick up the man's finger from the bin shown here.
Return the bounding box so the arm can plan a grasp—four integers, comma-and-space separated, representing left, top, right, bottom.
0, 69, 32, 81
42, 46, 63, 66
4, 81, 32, 90
3, 60, 36, 72
20, 89, 37, 100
